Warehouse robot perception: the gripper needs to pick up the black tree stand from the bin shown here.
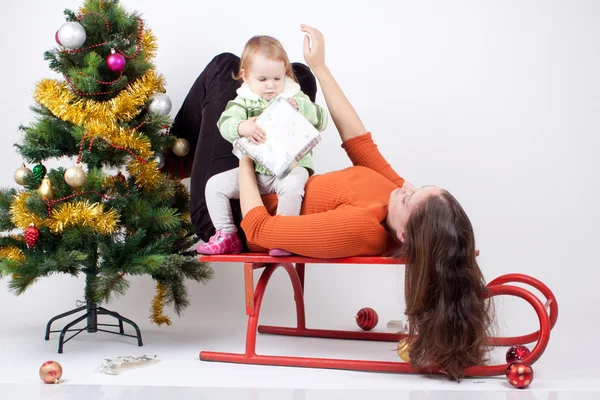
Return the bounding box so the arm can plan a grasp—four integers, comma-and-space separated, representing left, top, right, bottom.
44, 272, 143, 353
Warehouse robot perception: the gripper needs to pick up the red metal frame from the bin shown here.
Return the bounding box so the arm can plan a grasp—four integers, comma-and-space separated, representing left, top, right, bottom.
198, 253, 557, 377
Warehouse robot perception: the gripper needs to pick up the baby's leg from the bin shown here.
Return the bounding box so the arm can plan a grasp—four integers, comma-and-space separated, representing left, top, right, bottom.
271, 167, 310, 216
204, 168, 241, 232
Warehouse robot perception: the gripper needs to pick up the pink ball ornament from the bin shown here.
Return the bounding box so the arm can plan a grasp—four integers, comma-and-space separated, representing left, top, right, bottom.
55, 30, 62, 45
106, 52, 126, 72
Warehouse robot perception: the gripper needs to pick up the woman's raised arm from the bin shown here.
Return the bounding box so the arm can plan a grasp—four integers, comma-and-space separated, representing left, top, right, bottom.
300, 24, 366, 143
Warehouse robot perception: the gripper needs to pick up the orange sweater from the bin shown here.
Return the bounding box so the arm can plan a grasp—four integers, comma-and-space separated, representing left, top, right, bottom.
241, 133, 405, 258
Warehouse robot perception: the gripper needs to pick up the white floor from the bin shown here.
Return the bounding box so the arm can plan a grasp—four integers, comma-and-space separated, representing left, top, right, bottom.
0, 317, 598, 399
0, 258, 595, 399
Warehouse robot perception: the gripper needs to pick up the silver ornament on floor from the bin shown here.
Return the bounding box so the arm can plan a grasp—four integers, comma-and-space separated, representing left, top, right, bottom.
64, 165, 86, 187
147, 93, 172, 116
14, 163, 32, 185
153, 152, 165, 169
172, 138, 190, 157
57, 22, 86, 49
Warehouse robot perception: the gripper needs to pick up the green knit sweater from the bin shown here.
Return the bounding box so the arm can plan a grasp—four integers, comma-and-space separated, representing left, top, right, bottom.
217, 78, 328, 175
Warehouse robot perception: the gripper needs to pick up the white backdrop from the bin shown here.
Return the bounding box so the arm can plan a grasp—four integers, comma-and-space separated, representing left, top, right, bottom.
1, 0, 599, 375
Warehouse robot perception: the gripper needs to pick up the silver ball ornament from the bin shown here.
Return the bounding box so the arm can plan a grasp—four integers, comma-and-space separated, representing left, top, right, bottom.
14, 163, 32, 185
172, 138, 190, 157
148, 93, 172, 116
64, 165, 87, 187
57, 22, 87, 50
153, 152, 165, 169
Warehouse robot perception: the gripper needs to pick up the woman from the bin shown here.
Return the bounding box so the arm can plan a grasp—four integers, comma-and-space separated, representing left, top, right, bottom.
237, 25, 493, 381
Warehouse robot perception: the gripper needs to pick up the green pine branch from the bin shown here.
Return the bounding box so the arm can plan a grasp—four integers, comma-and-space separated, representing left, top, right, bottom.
3, 249, 87, 295
96, 270, 130, 303
0, 188, 17, 231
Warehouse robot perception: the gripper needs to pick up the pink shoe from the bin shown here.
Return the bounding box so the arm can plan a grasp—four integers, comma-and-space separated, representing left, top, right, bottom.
269, 248, 293, 257
196, 230, 242, 255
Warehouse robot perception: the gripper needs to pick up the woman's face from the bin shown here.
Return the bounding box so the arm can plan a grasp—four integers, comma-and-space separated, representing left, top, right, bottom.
387, 182, 441, 242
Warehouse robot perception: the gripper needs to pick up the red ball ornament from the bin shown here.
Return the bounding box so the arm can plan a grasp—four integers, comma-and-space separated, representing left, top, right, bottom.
355, 307, 378, 331
114, 171, 126, 184
39, 360, 63, 384
505, 361, 533, 389
106, 51, 126, 72
506, 345, 531, 364
25, 224, 40, 248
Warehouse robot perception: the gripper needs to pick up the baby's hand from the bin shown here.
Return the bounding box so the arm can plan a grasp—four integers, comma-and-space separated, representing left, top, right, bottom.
287, 98, 299, 110
238, 117, 266, 144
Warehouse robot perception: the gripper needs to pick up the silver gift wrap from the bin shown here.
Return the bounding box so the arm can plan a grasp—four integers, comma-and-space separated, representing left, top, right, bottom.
232, 98, 322, 177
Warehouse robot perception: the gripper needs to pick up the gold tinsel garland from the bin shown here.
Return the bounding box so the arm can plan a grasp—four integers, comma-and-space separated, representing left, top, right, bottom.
142, 30, 158, 60
33, 70, 165, 127
86, 124, 153, 159
9, 192, 46, 229
126, 159, 160, 189
33, 72, 164, 188
10, 194, 119, 235
151, 282, 172, 326
47, 200, 119, 235
0, 246, 25, 261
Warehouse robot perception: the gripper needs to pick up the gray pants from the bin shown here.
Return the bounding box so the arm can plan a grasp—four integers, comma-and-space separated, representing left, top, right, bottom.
204, 167, 309, 233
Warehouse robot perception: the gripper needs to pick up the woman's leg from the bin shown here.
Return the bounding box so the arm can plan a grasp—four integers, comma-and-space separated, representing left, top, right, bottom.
171, 53, 242, 242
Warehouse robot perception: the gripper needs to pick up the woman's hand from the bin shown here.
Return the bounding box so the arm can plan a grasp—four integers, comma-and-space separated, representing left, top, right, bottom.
238, 117, 266, 144
301, 24, 326, 72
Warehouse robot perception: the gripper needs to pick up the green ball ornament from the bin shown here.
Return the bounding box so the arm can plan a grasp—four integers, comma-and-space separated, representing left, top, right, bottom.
32, 164, 47, 181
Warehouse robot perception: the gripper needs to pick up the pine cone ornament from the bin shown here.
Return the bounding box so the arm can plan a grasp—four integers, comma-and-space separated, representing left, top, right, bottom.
25, 224, 40, 248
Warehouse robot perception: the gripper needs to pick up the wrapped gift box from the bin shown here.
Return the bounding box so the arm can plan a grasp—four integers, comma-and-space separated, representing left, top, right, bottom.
232, 98, 322, 177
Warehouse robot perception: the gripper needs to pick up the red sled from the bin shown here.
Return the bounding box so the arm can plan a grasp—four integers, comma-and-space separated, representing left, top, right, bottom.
198, 253, 557, 377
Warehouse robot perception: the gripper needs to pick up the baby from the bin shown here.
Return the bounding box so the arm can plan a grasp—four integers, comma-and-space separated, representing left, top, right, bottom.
196, 35, 328, 256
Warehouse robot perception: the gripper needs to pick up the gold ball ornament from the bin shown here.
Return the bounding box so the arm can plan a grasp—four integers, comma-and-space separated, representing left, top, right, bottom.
64, 165, 86, 187
172, 138, 190, 157
14, 163, 32, 185
396, 338, 411, 362
39, 175, 54, 200
39, 360, 63, 384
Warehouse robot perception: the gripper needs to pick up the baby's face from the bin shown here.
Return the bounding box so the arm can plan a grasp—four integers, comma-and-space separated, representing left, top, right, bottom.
243, 54, 286, 101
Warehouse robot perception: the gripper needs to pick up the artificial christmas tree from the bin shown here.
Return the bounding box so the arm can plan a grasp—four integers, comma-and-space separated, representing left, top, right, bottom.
0, 0, 212, 353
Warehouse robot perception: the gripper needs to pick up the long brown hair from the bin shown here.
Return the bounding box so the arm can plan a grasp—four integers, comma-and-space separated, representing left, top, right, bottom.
234, 35, 297, 82
400, 190, 493, 381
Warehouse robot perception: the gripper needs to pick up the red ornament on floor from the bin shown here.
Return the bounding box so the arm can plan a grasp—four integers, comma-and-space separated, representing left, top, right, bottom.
25, 224, 40, 248
506, 344, 531, 363
506, 361, 533, 389
355, 307, 378, 331
39, 360, 63, 384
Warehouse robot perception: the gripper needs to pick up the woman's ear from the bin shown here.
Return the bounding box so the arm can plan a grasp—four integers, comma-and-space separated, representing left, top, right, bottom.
398, 230, 405, 243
